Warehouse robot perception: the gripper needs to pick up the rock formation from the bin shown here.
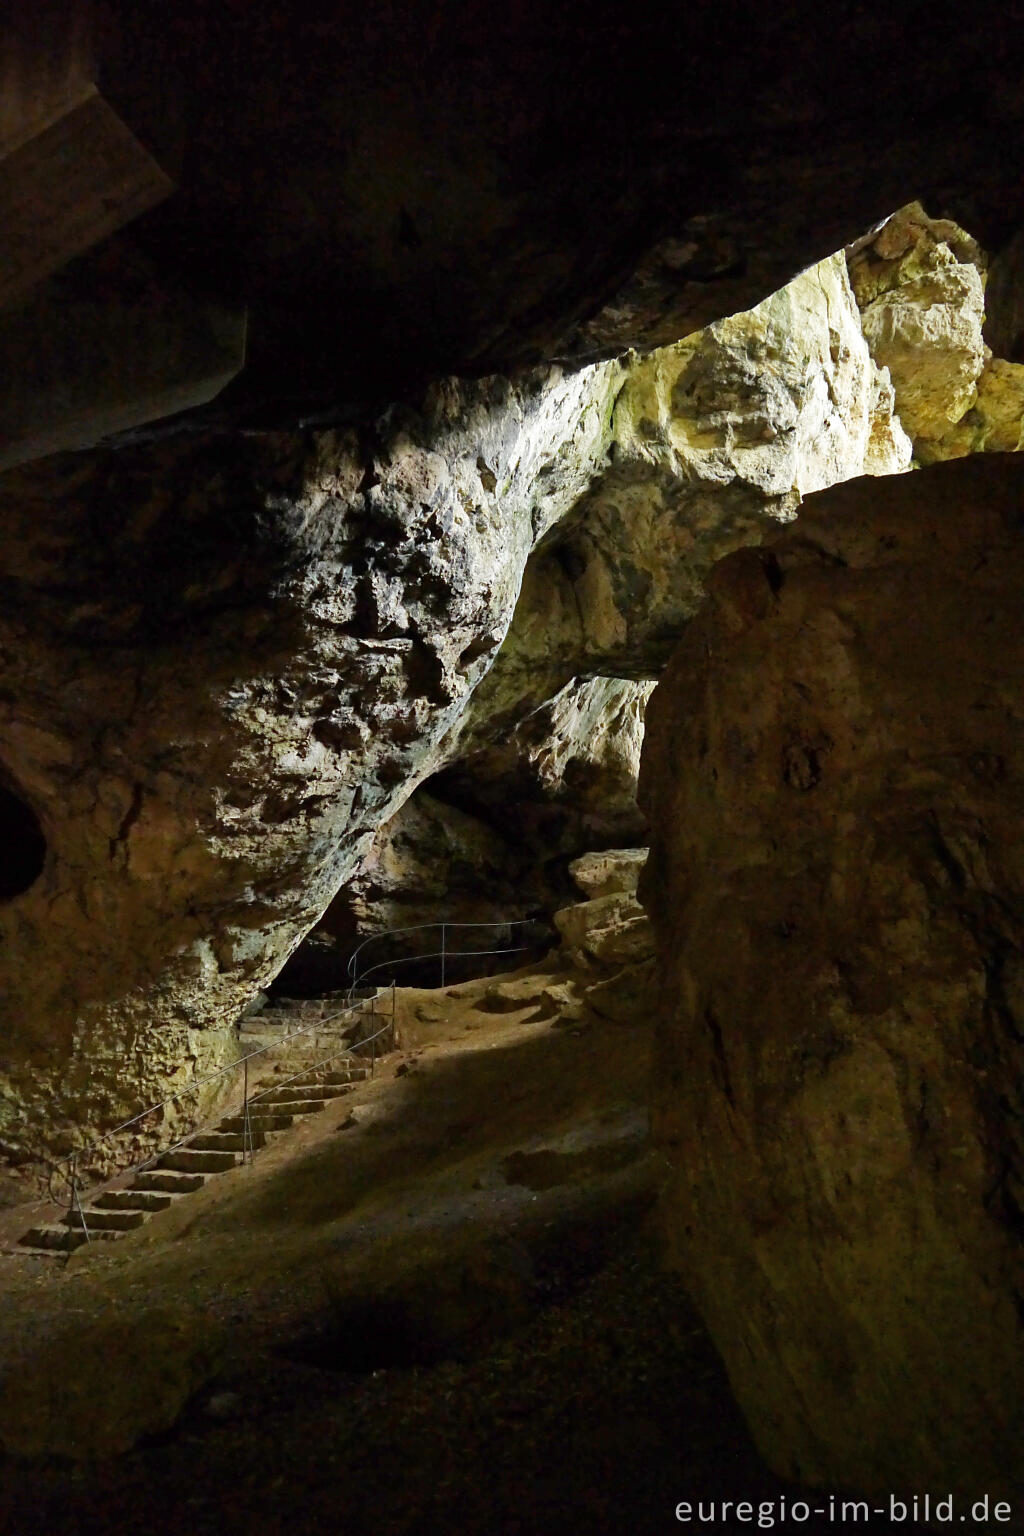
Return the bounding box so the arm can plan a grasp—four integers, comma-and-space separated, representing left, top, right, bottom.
639, 453, 1024, 1498
0, 365, 621, 1167
281, 674, 652, 990
453, 252, 911, 747
3, 206, 1019, 1170
850, 202, 1024, 463
554, 848, 654, 1026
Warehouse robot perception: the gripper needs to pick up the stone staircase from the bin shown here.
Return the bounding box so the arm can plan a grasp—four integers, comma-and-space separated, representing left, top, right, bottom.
18, 1053, 375, 1256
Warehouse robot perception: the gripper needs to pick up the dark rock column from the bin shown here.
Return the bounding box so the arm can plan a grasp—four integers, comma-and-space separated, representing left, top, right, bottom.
639, 455, 1024, 1497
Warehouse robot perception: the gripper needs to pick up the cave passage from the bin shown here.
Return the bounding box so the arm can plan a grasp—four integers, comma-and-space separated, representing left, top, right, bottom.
0, 783, 46, 901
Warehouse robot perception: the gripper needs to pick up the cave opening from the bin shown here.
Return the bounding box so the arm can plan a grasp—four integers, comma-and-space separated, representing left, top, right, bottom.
0, 781, 46, 901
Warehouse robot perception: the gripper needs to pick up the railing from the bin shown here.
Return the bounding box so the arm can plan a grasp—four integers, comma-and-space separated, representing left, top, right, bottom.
346, 917, 549, 999
46, 987, 394, 1217
42, 914, 549, 1255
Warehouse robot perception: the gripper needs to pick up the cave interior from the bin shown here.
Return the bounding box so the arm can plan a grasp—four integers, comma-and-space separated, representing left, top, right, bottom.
1, 4, 1024, 1533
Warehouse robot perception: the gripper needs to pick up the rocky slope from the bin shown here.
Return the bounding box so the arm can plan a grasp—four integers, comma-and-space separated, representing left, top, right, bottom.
639, 453, 1024, 1499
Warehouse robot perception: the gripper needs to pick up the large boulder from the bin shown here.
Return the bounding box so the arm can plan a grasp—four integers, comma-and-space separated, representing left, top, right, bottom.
554, 892, 655, 971
569, 847, 648, 900
639, 455, 1024, 1499
0, 363, 621, 1166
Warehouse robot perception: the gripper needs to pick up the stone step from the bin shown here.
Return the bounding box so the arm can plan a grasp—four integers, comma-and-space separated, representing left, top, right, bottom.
190, 1130, 266, 1153
132, 1169, 207, 1193
64, 1206, 148, 1232
20, 1225, 89, 1252
245, 1097, 325, 1117
219, 1112, 293, 1133
239, 1018, 293, 1035
293, 1068, 368, 1085
94, 1188, 179, 1213
159, 1148, 239, 1173
256, 1084, 353, 1104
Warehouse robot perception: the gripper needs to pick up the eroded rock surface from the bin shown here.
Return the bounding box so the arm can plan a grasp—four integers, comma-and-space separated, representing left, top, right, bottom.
850, 202, 1024, 464
283, 676, 653, 990
569, 847, 648, 901
457, 252, 911, 742
0, 364, 620, 1167
1, 218, 1006, 1169
640, 454, 1024, 1498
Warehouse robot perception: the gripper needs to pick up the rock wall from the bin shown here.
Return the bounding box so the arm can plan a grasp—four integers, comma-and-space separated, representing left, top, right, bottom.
453, 251, 911, 748
0, 364, 621, 1168
639, 454, 1024, 1498
282, 674, 651, 990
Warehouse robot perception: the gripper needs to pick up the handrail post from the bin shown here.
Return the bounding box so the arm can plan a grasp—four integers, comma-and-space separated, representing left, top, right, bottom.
369, 990, 375, 1079
243, 1053, 253, 1165
67, 1151, 90, 1259
441, 922, 446, 989
391, 979, 396, 1051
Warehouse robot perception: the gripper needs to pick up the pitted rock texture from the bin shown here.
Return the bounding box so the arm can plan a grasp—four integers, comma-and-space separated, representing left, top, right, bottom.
639, 454, 1024, 1498
0, 228, 988, 1168
455, 251, 911, 743
849, 202, 1024, 465
0, 364, 621, 1168
435, 675, 651, 860
569, 848, 648, 901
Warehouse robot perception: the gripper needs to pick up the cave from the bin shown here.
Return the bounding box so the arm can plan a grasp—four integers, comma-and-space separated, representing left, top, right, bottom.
0, 784, 45, 902
1, 4, 1024, 1534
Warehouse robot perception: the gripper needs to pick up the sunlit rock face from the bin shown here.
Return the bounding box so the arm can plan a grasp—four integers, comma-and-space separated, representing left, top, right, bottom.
639, 455, 1024, 1500
850, 202, 1024, 462
0, 365, 621, 1166
456, 252, 911, 743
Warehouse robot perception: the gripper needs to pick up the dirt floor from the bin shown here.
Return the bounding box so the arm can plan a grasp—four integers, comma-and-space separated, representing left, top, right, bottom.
0, 964, 864, 1535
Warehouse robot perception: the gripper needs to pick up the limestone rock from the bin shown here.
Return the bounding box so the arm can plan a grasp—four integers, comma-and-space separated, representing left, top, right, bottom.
456, 251, 912, 738
581, 961, 654, 1027
639, 455, 1024, 1499
554, 892, 656, 971
917, 356, 1024, 460
424, 675, 652, 923
569, 847, 648, 900
0, 361, 621, 1166
480, 976, 555, 1015
850, 203, 988, 458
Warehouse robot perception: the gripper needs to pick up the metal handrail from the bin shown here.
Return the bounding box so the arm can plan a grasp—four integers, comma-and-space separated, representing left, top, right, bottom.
43, 914, 549, 1244
346, 917, 547, 998
47, 988, 385, 1204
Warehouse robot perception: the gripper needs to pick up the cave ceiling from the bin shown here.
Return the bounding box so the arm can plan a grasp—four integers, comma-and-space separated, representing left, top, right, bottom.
3, 0, 1024, 451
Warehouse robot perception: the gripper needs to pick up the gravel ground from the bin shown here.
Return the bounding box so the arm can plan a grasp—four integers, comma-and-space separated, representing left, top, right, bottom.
0, 1222, 866, 1536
